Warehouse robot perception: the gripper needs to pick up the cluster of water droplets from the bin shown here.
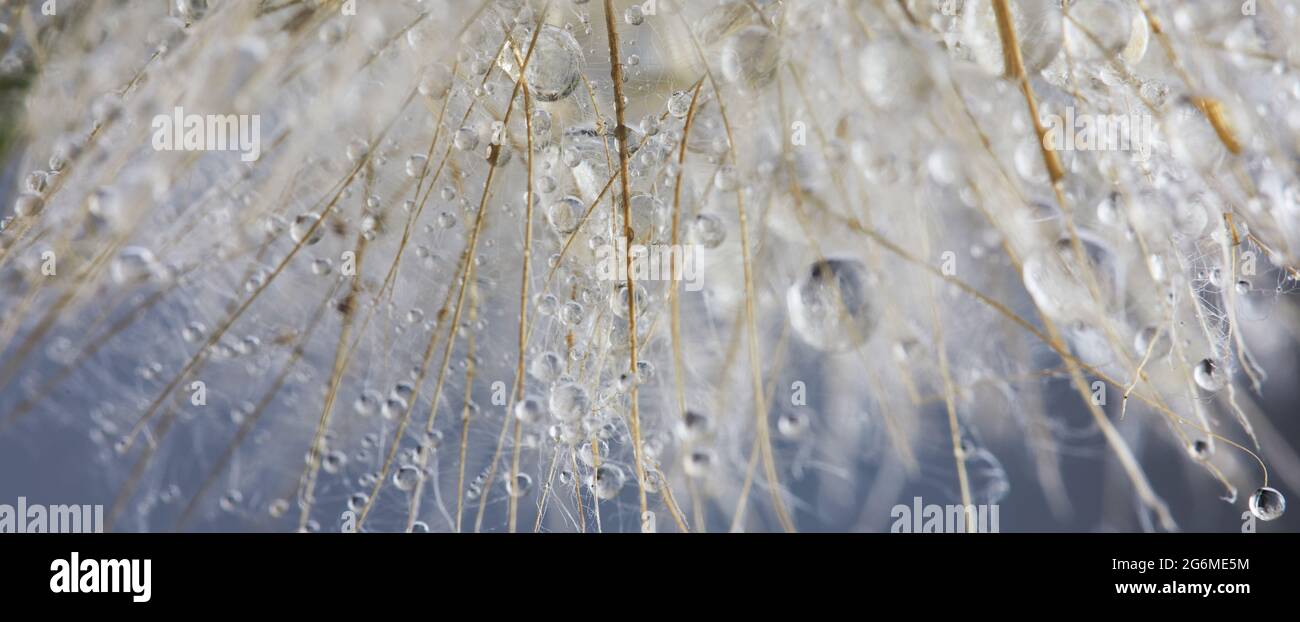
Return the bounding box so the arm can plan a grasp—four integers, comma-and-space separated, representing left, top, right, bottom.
0, 0, 1296, 532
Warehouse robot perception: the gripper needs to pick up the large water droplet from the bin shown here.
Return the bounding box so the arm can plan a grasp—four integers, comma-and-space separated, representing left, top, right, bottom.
859, 37, 933, 109
548, 382, 589, 421
547, 196, 583, 235
720, 26, 781, 92
1021, 235, 1119, 324
1249, 487, 1286, 521
1063, 0, 1135, 61
589, 464, 625, 500
524, 26, 582, 103
111, 247, 160, 285
1193, 358, 1226, 392
290, 213, 323, 245
961, 0, 1063, 75
787, 259, 876, 353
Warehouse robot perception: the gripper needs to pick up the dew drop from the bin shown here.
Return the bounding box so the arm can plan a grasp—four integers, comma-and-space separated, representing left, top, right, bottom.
683, 449, 715, 478
393, 465, 423, 492
111, 247, 160, 285
720, 26, 780, 92
667, 91, 693, 118
589, 464, 625, 499
1193, 358, 1225, 392
529, 351, 563, 384
1063, 0, 1134, 61
1133, 326, 1171, 359
688, 213, 726, 249
777, 411, 810, 438
268, 498, 290, 518
524, 26, 583, 102
219, 489, 242, 512
454, 127, 479, 151
1249, 487, 1286, 521
548, 382, 589, 421
506, 473, 533, 497
787, 259, 876, 352
322, 450, 348, 474
624, 6, 644, 26
290, 213, 323, 245
547, 196, 584, 235
962, 0, 1063, 75
13, 193, 45, 217
514, 397, 544, 424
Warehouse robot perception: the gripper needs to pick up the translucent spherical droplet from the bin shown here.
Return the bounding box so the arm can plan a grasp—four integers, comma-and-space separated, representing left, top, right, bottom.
624, 6, 644, 26
859, 37, 933, 109
962, 0, 1063, 75
1022, 236, 1119, 324
111, 247, 160, 285
87, 187, 124, 225
268, 498, 290, 518
353, 389, 382, 416
506, 473, 533, 497
454, 127, 479, 151
535, 294, 559, 316
578, 439, 607, 467
609, 283, 649, 319
667, 91, 693, 118
675, 410, 712, 442
589, 464, 625, 500
514, 397, 544, 424
549, 382, 589, 421
532, 109, 552, 134
1167, 101, 1227, 172
1248, 487, 1286, 521
219, 489, 242, 512
787, 259, 876, 352
175, 0, 209, 23
25, 171, 48, 194
559, 300, 585, 325
405, 154, 428, 178
547, 195, 583, 235
720, 26, 781, 92
13, 193, 45, 217
1121, 7, 1150, 65
529, 351, 563, 384
693, 0, 754, 41
393, 465, 423, 492
381, 397, 408, 420
290, 213, 323, 245
777, 411, 810, 438
345, 139, 369, 162
1133, 326, 1171, 359
524, 26, 583, 102
965, 447, 1011, 505
322, 450, 348, 474
621, 193, 668, 243
1095, 193, 1120, 226
1193, 358, 1226, 392
1063, 0, 1134, 61
688, 213, 726, 249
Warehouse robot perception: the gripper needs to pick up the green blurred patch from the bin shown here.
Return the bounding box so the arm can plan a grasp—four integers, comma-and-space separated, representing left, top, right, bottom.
0, 65, 35, 161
